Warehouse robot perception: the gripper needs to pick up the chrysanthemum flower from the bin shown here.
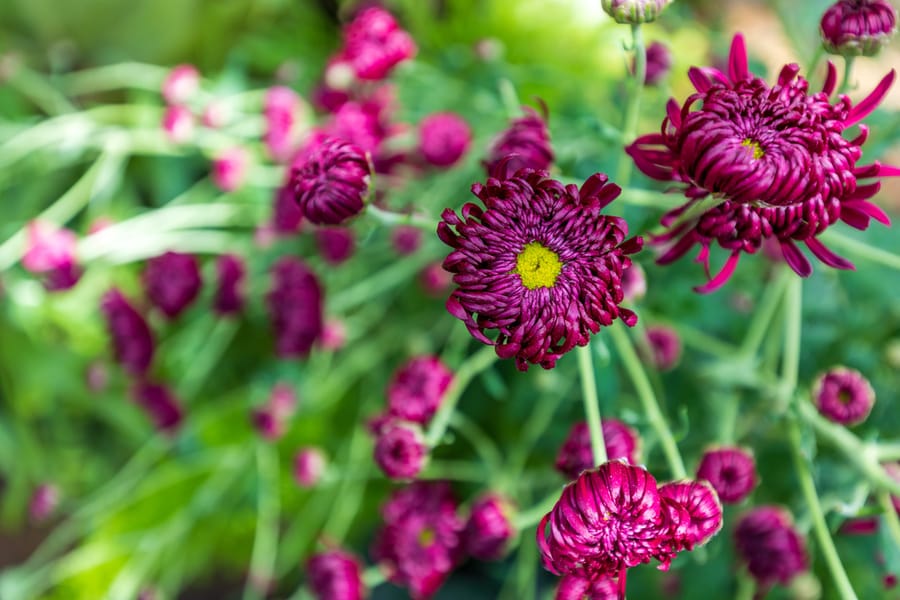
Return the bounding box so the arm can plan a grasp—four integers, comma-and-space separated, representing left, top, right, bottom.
315, 227, 356, 265
464, 493, 516, 561
812, 366, 876, 425
419, 112, 472, 168
264, 86, 303, 162
387, 356, 453, 424
131, 381, 183, 432
555, 574, 619, 600
658, 480, 723, 550
100, 288, 155, 376
483, 107, 554, 178
291, 136, 371, 226
641, 325, 682, 371
373, 420, 428, 480
695, 446, 758, 504
143, 251, 202, 319
294, 447, 327, 488
602, 0, 673, 24
307, 549, 366, 600
733, 506, 809, 587
821, 0, 897, 57
627, 34, 898, 292
161, 64, 199, 106
641, 41, 673, 86
555, 420, 641, 479
213, 254, 245, 315
266, 257, 323, 357
439, 169, 641, 370
22, 221, 81, 291
338, 6, 417, 81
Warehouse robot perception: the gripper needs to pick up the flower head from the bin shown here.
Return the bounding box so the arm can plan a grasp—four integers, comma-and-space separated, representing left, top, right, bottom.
316, 227, 356, 265
733, 506, 809, 586
620, 262, 647, 302
266, 257, 323, 358
439, 169, 641, 370
162, 105, 194, 144
391, 225, 422, 255
162, 64, 199, 106
464, 493, 516, 561
642, 41, 673, 86
307, 549, 366, 600
213, 254, 245, 315
641, 325, 682, 371
264, 86, 303, 161
602, 0, 673, 24
22, 221, 81, 291
484, 107, 554, 177
821, 0, 897, 57
143, 251, 202, 319
339, 6, 417, 81
290, 136, 370, 225
628, 34, 898, 292
812, 366, 876, 425
294, 447, 327, 488
555, 420, 641, 479
387, 356, 453, 424
658, 480, 723, 550
100, 288, 155, 376
212, 146, 250, 192
272, 183, 305, 234
131, 381, 183, 432
695, 446, 758, 504
555, 574, 619, 600
29, 483, 60, 522
373, 420, 428, 480
419, 112, 472, 168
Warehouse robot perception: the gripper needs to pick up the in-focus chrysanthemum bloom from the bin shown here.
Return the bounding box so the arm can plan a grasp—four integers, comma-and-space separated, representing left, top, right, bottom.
483, 107, 554, 178
291, 136, 371, 225
338, 6, 417, 81
537, 461, 689, 583
22, 221, 81, 291
556, 574, 619, 600
602, 0, 673, 24
627, 34, 899, 292
29, 483, 59, 522
264, 86, 303, 162
641, 325, 682, 371
464, 493, 516, 561
695, 446, 758, 504
143, 251, 202, 319
213, 254, 245, 315
821, 0, 897, 57
733, 506, 809, 587
812, 366, 876, 426
439, 169, 642, 370
161, 64, 199, 106
307, 549, 366, 600
294, 447, 327, 488
373, 481, 464, 599
266, 257, 323, 358
161, 105, 194, 144
658, 481, 723, 551
315, 227, 356, 265
100, 288, 155, 376
387, 356, 453, 424
391, 225, 422, 256
212, 146, 250, 193
419, 112, 472, 168
641, 41, 673, 86
373, 420, 428, 480
131, 381, 183, 432
555, 420, 641, 479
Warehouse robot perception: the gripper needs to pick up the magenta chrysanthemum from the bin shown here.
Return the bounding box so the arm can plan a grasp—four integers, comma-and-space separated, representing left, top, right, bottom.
641, 325, 682, 371
373, 420, 427, 480
812, 366, 876, 425
439, 169, 642, 370
100, 288, 155, 376
483, 107, 554, 177
658, 480, 723, 550
143, 251, 202, 319
131, 381, 183, 432
338, 6, 417, 81
627, 34, 898, 292
464, 493, 515, 561
642, 41, 673, 86
307, 549, 366, 600
733, 506, 809, 587
555, 574, 620, 600
266, 257, 323, 358
419, 112, 472, 168
387, 356, 453, 424
695, 446, 758, 504
290, 136, 370, 226
555, 420, 641, 479
213, 254, 245, 315
821, 0, 897, 57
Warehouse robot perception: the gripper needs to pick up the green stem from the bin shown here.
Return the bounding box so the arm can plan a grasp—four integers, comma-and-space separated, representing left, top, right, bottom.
425, 345, 498, 447
8, 66, 76, 115
876, 490, 900, 550
244, 444, 280, 600
805, 44, 825, 81
614, 24, 646, 190
514, 490, 560, 530
735, 571, 756, 600
59, 63, 170, 96
780, 277, 802, 396
838, 56, 855, 95
788, 416, 859, 599
577, 344, 608, 466
449, 412, 504, 473
365, 203, 436, 231
608, 325, 687, 478
740, 268, 791, 358
876, 442, 900, 461
504, 379, 575, 484
819, 230, 900, 271
329, 252, 434, 313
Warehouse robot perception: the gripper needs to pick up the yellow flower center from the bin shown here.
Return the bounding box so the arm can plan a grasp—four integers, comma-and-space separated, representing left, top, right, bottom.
741, 138, 765, 160
418, 527, 435, 546
515, 242, 562, 290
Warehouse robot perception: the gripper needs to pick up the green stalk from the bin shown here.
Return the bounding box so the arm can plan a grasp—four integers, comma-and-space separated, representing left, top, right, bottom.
366, 203, 436, 230
838, 56, 855, 95
820, 230, 900, 271
876, 442, 900, 461
577, 344, 608, 466
614, 23, 646, 190
425, 345, 498, 447
740, 268, 792, 358
514, 491, 561, 531
876, 490, 900, 550
243, 443, 280, 600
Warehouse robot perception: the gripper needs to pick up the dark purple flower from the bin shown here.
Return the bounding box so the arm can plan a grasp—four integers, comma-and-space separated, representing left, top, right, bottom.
387, 356, 453, 424
294, 447, 327, 488
291, 136, 370, 225
602, 0, 673, 23
556, 574, 620, 600
464, 493, 515, 561
100, 288, 155, 376
628, 34, 899, 292
555, 420, 641, 479
419, 112, 472, 168
266, 257, 323, 358
373, 482, 464, 599
439, 169, 641, 370
373, 420, 427, 480
307, 549, 366, 600
339, 6, 417, 81
419, 262, 451, 297
391, 225, 422, 255
695, 446, 758, 504
213, 254, 245, 315
131, 381, 183, 432
22, 221, 81, 291
252, 407, 284, 440
812, 366, 876, 426
734, 506, 809, 587
272, 184, 304, 234
658, 480, 723, 550
143, 252, 202, 319
484, 107, 554, 177
315, 227, 356, 265
640, 41, 673, 86
821, 0, 897, 57
641, 325, 682, 371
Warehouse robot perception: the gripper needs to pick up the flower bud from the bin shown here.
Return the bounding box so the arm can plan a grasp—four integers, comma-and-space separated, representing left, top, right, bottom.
418, 112, 472, 168
464, 493, 516, 560
307, 549, 366, 600
602, 0, 673, 24
162, 105, 194, 144
162, 64, 199, 106
294, 447, 327, 488
812, 366, 875, 426
374, 420, 428, 480
821, 0, 897, 57
291, 136, 370, 226
387, 356, 453, 424
131, 381, 183, 432
212, 146, 250, 193
695, 446, 758, 504
142, 251, 202, 319
213, 254, 245, 315
100, 288, 155, 376
734, 506, 809, 586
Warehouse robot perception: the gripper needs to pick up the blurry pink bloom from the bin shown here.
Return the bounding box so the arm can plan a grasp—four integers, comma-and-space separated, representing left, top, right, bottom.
132, 381, 183, 432
464, 493, 516, 561
264, 86, 303, 161
253, 407, 285, 440
201, 100, 229, 128
294, 447, 327, 488
272, 184, 305, 235
162, 64, 200, 106
391, 225, 422, 256
142, 251, 202, 319
29, 483, 60, 522
339, 6, 417, 81
695, 446, 758, 504
315, 227, 356, 265
307, 549, 366, 600
418, 112, 472, 168
86, 361, 109, 392
374, 420, 427, 480
22, 221, 81, 291
320, 318, 347, 351
212, 147, 250, 192
162, 105, 194, 144
642, 325, 682, 371
621, 262, 647, 302
387, 356, 453, 425
419, 262, 452, 297
213, 254, 245, 315
269, 383, 298, 420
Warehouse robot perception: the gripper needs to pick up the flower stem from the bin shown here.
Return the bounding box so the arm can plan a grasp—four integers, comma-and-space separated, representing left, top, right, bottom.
820, 230, 900, 271
608, 324, 687, 479
876, 490, 900, 550
243, 443, 280, 600
365, 203, 436, 230
577, 344, 608, 466
426, 345, 498, 447
740, 267, 791, 359
780, 277, 802, 396
839, 55, 855, 95
615, 24, 646, 189
515, 490, 560, 530
876, 442, 900, 461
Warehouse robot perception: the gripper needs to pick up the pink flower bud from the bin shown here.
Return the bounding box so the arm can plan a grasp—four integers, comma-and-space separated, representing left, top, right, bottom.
162, 105, 194, 144
22, 221, 81, 291
162, 64, 200, 106
734, 506, 809, 586
142, 251, 202, 319
320, 318, 347, 351
29, 483, 60, 522
695, 446, 758, 504
391, 225, 422, 256
642, 325, 682, 371
315, 227, 356, 265
294, 447, 327, 488
307, 549, 366, 600
387, 356, 453, 425
418, 112, 472, 168
373, 420, 427, 480
131, 381, 183, 432
264, 86, 303, 162
812, 366, 876, 426
212, 147, 250, 193
464, 493, 515, 560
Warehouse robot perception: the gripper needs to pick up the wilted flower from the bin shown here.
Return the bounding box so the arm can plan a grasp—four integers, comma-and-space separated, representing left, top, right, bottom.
266, 257, 323, 358
264, 86, 303, 161
641, 41, 673, 86
555, 420, 641, 479
387, 356, 453, 425
821, 0, 897, 57
162, 64, 199, 105
484, 107, 554, 177
812, 366, 876, 426
212, 146, 250, 192
695, 446, 758, 504
307, 549, 366, 600
627, 34, 898, 292
291, 136, 370, 225
641, 325, 682, 371
213, 254, 245, 315
439, 169, 641, 370
294, 447, 327, 488
162, 105, 194, 144
29, 483, 60, 522
131, 381, 183, 432
418, 112, 472, 168
339, 6, 417, 81
373, 420, 428, 480
391, 225, 422, 255
100, 288, 155, 376
464, 493, 515, 561
734, 506, 809, 587
143, 251, 202, 319
602, 0, 673, 24
316, 227, 356, 265
22, 221, 81, 291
